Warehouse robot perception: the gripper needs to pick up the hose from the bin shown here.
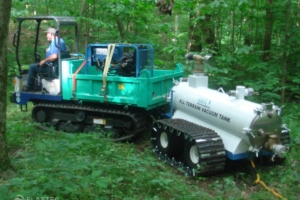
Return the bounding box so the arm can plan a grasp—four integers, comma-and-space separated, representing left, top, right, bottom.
250, 159, 287, 200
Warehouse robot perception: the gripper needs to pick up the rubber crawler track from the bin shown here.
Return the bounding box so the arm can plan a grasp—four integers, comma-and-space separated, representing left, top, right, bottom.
152, 118, 226, 176
32, 103, 148, 141
281, 130, 291, 146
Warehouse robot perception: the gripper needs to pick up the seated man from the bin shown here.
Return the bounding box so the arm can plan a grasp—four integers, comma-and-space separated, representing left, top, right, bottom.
23, 27, 67, 92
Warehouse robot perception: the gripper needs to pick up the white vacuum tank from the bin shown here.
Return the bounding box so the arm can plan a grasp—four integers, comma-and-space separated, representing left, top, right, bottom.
171, 54, 287, 159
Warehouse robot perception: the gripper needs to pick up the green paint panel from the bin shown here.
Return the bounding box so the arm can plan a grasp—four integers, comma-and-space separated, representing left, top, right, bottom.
61, 60, 183, 109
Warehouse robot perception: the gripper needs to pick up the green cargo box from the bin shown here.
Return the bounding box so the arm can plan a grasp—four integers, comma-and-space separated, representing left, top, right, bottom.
61, 60, 184, 110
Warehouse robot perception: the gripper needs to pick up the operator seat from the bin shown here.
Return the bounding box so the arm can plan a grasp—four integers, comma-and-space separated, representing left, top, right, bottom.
41, 52, 71, 79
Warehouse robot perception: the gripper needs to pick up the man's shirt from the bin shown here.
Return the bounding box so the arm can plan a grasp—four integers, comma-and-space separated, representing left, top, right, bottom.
46, 38, 67, 59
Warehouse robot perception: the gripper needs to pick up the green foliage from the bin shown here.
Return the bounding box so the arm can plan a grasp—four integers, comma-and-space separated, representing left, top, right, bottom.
7, 52, 18, 77
8, 0, 300, 103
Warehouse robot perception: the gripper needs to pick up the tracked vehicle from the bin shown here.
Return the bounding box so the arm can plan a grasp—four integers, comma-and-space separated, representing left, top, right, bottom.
10, 16, 183, 140
10, 16, 290, 176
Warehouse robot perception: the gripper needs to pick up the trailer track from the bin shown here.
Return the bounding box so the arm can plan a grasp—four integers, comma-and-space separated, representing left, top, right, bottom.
151, 118, 226, 176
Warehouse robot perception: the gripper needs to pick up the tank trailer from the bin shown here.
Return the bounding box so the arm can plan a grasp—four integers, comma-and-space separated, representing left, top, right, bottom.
151, 53, 290, 176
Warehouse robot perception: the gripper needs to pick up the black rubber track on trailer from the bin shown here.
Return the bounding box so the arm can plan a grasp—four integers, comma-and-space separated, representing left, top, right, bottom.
152, 118, 226, 176
280, 130, 291, 146
32, 103, 148, 141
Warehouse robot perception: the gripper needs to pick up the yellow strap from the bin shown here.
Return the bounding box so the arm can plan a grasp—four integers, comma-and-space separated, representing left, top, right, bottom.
101, 44, 116, 101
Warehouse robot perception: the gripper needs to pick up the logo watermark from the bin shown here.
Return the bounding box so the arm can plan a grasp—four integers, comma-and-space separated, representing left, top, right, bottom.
14, 195, 59, 200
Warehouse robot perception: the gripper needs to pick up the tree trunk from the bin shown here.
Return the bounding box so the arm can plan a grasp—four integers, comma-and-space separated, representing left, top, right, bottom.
116, 16, 125, 41
262, 0, 273, 61
200, 14, 218, 52
215, 7, 223, 52
0, 0, 12, 171
155, 0, 174, 15
244, 2, 254, 46
188, 12, 202, 52
80, 0, 86, 16
230, 10, 235, 49
281, 0, 291, 104
78, 0, 87, 48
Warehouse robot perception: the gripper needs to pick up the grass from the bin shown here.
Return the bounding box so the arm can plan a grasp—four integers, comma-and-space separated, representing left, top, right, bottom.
1, 92, 300, 199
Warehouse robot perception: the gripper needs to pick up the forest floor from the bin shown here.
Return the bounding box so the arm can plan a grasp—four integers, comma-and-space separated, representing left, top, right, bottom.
1, 99, 299, 200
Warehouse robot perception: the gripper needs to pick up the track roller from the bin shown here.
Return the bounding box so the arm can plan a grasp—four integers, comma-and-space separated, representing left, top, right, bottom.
154, 123, 184, 158
57, 121, 81, 132
32, 103, 148, 141
184, 140, 199, 168
32, 107, 50, 123
152, 118, 226, 176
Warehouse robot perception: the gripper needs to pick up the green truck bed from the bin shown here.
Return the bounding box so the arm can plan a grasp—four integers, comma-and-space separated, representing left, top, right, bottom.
61, 60, 184, 110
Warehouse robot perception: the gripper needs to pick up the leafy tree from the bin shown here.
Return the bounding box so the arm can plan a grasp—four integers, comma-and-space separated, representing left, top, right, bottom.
0, 0, 12, 171
7, 0, 300, 103
262, 0, 273, 61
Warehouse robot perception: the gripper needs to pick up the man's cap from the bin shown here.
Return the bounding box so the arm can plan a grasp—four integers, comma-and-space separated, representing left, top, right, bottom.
45, 28, 57, 34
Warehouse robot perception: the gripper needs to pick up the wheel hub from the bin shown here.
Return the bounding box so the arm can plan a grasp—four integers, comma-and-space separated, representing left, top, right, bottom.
160, 132, 168, 148
190, 145, 199, 164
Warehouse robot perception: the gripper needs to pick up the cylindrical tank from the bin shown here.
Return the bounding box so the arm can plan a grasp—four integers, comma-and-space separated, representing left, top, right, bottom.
171, 81, 285, 157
